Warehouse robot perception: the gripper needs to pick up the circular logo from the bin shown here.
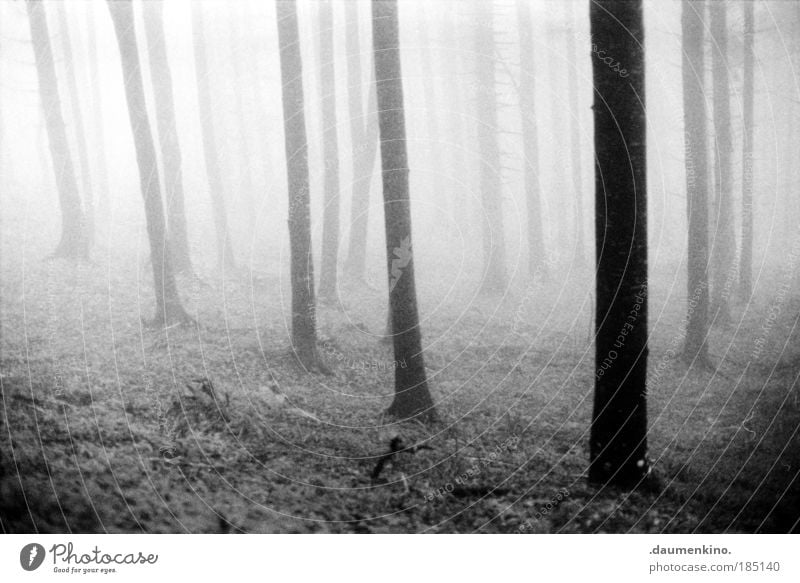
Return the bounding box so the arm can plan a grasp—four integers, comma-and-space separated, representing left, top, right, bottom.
20, 543, 46, 571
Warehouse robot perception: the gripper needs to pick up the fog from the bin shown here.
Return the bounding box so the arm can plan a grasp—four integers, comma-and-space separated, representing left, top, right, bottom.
0, 0, 798, 535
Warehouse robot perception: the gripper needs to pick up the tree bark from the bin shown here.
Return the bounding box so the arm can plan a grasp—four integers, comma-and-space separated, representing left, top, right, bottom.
474, 1, 507, 295
317, 0, 341, 303
107, 0, 189, 326
372, 0, 436, 422
343, 1, 379, 283
517, 0, 546, 280
191, 3, 236, 272
26, 0, 87, 260
589, 0, 649, 488
709, 1, 735, 320
276, 0, 324, 372
54, 2, 94, 251
681, 0, 711, 363
143, 0, 193, 275
739, 0, 754, 299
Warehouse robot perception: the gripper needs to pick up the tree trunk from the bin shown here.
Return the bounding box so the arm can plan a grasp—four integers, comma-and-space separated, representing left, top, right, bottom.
107, 0, 189, 326
517, 0, 546, 281
589, 0, 649, 488
474, 1, 507, 295
709, 1, 735, 320
142, 0, 193, 275
681, 0, 711, 364
739, 1, 754, 299
566, 2, 586, 265
343, 1, 379, 283
85, 4, 110, 236
54, 2, 94, 251
191, 3, 236, 272
276, 0, 324, 372
26, 0, 87, 260
229, 6, 257, 240
317, 0, 341, 304
372, 0, 436, 422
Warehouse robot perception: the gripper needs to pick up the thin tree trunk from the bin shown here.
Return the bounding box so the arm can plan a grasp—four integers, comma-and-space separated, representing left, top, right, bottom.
26, 0, 87, 260
143, 0, 193, 275
517, 0, 546, 281
276, 0, 325, 372
85, 4, 110, 237
54, 2, 93, 251
474, 1, 507, 295
317, 0, 341, 303
442, 10, 468, 234
229, 6, 256, 240
681, 0, 711, 364
739, 1, 754, 299
589, 0, 649, 488
343, 1, 379, 283
709, 1, 735, 320
373, 0, 436, 422
107, 0, 189, 326
566, 2, 586, 265
191, 3, 236, 272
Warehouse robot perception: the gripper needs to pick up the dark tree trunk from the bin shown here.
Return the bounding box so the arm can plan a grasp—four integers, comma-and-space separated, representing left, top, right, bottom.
276, 0, 324, 372
372, 0, 436, 422
517, 0, 546, 281
26, 0, 87, 260
107, 0, 189, 326
85, 4, 110, 233
739, 1, 754, 299
566, 2, 586, 265
589, 0, 649, 488
474, 1, 507, 295
143, 0, 193, 275
343, 1, 379, 283
54, 2, 94, 251
317, 0, 341, 304
709, 1, 735, 320
681, 0, 711, 363
191, 3, 236, 272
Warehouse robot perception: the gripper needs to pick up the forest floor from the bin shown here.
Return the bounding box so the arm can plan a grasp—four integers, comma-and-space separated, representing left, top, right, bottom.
1, 253, 799, 533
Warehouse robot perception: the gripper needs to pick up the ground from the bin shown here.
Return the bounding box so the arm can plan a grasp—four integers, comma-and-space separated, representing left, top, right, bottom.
1, 253, 798, 533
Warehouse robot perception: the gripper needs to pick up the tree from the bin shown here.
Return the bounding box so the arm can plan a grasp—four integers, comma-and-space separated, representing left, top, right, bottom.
474, 0, 507, 294
26, 0, 87, 260
681, 0, 711, 364
739, 0, 755, 299
516, 0, 546, 280
276, 0, 325, 372
317, 0, 341, 303
589, 0, 649, 488
143, 0, 193, 275
54, 2, 94, 250
191, 2, 236, 271
566, 2, 586, 265
85, 3, 110, 232
372, 0, 436, 421
343, 1, 379, 283
107, 0, 189, 326
709, 1, 736, 320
